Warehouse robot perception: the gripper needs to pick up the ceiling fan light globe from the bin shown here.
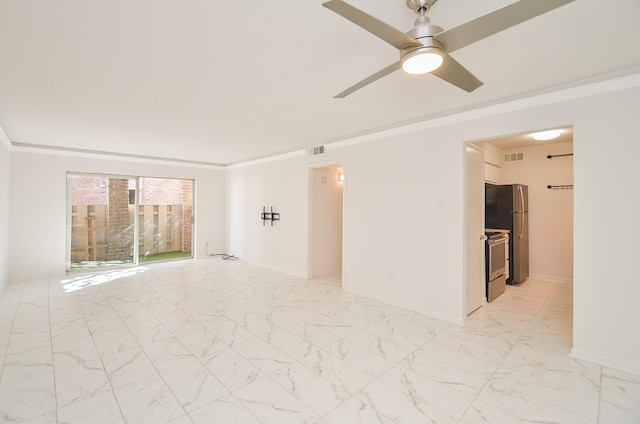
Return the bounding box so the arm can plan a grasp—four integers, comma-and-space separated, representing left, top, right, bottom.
401, 49, 443, 74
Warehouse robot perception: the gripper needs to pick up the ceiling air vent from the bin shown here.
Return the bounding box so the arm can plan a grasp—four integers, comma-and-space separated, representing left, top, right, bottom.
308, 145, 325, 156
504, 152, 524, 163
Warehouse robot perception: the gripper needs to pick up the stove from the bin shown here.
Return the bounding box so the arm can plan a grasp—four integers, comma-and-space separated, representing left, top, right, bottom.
485, 231, 507, 301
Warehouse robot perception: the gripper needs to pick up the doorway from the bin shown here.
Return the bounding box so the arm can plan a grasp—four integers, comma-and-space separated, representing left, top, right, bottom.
464, 127, 574, 313
309, 164, 344, 280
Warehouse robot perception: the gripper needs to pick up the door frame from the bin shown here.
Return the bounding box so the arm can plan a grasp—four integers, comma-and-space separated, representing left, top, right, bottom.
464, 143, 486, 317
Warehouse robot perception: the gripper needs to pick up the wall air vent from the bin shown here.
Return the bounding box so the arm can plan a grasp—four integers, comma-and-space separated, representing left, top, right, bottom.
308, 145, 325, 156
504, 152, 524, 163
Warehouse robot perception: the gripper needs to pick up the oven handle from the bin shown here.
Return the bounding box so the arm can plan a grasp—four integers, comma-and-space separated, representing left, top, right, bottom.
487, 238, 506, 245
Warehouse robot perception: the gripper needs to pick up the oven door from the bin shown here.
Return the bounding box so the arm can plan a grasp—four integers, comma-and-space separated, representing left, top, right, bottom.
487, 237, 506, 281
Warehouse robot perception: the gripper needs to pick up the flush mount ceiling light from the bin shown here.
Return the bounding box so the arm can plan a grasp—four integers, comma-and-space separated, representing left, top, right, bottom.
532, 130, 561, 141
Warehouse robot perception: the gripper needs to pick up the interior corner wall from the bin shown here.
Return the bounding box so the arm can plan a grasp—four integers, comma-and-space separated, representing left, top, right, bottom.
0, 141, 9, 295
225, 156, 310, 278
8, 151, 226, 281
226, 132, 469, 324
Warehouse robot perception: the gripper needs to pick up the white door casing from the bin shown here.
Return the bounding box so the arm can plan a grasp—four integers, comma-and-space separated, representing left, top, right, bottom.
465, 144, 485, 315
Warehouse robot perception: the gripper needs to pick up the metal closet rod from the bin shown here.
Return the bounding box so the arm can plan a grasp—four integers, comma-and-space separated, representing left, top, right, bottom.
547, 153, 573, 159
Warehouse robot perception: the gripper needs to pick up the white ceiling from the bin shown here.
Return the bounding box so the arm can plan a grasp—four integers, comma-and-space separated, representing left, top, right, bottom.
1, 0, 639, 166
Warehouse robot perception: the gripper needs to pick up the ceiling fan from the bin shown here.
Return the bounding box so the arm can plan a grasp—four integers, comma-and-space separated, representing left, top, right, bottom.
323, 0, 575, 98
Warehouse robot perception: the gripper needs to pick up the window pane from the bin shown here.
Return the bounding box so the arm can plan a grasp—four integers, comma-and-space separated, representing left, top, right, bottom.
69, 175, 135, 269
138, 177, 193, 263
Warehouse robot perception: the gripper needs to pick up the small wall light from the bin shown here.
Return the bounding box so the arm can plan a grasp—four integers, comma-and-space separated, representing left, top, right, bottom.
338, 173, 344, 181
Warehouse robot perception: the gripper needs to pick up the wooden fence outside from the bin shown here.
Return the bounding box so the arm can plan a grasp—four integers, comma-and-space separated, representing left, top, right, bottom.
132, 205, 183, 256
71, 205, 109, 262
71, 204, 184, 263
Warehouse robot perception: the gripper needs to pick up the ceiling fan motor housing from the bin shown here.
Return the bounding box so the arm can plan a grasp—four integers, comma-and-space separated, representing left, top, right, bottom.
401, 18, 445, 61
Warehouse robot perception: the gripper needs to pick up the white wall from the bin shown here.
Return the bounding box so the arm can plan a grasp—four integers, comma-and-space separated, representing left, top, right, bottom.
338, 134, 466, 324
226, 76, 640, 374
501, 141, 574, 282
8, 151, 226, 281
571, 87, 640, 374
225, 155, 310, 277
310, 165, 343, 278
0, 140, 9, 296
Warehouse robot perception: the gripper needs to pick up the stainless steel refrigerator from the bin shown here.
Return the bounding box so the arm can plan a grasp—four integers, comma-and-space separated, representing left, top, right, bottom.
485, 183, 529, 284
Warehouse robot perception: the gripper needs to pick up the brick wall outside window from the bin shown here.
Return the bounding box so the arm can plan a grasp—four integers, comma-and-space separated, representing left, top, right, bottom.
107, 178, 132, 261
72, 176, 108, 205
139, 177, 181, 205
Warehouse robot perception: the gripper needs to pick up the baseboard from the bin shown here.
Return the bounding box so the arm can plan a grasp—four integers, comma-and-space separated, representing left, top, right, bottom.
0, 277, 7, 300
529, 273, 573, 284
343, 285, 465, 326
571, 347, 640, 376
251, 262, 309, 280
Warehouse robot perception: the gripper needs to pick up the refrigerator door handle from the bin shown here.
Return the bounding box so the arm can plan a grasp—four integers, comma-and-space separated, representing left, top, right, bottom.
517, 185, 525, 240
519, 213, 523, 240
518, 185, 525, 212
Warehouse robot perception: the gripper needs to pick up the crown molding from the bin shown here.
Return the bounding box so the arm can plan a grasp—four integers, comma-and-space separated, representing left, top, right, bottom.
227, 69, 640, 168
4, 68, 639, 168
324, 69, 640, 151
226, 148, 306, 169
10, 142, 226, 169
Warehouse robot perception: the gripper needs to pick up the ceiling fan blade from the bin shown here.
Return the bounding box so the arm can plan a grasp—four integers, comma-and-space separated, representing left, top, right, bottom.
334, 62, 401, 98
430, 54, 483, 93
434, 0, 576, 53
323, 0, 420, 50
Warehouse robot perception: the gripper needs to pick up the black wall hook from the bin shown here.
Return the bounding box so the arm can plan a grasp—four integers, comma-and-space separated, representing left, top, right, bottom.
547, 184, 573, 190
547, 153, 573, 159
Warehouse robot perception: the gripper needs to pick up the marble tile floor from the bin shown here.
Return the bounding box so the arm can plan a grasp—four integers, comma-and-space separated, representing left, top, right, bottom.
0, 259, 638, 423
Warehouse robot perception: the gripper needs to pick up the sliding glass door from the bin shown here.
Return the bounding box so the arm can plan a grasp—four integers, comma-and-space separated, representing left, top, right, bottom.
137, 177, 193, 263
67, 173, 194, 271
